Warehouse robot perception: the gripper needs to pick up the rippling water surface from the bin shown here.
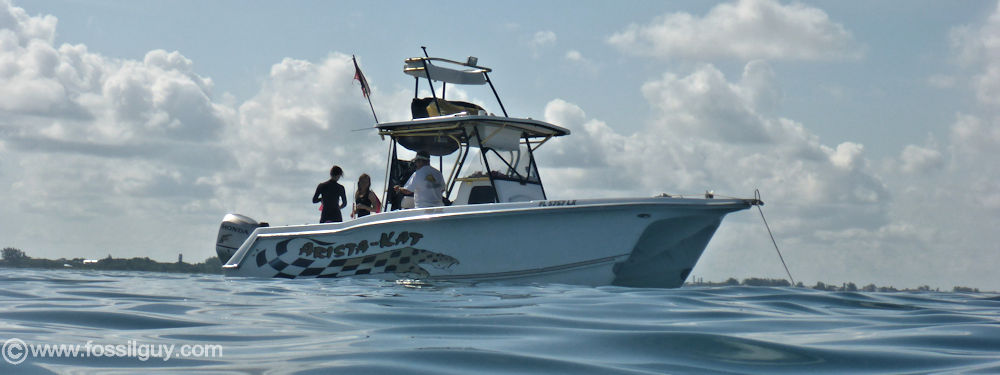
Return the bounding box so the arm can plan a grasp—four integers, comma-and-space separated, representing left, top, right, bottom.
1, 269, 998, 374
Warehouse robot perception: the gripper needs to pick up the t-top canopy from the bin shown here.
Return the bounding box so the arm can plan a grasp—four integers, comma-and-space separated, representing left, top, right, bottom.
377, 114, 571, 155
404, 57, 490, 85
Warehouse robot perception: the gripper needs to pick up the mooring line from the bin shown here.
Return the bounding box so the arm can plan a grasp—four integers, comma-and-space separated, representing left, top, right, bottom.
755, 189, 796, 286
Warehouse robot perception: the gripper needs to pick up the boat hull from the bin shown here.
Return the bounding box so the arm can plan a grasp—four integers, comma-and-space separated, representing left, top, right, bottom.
221, 197, 754, 288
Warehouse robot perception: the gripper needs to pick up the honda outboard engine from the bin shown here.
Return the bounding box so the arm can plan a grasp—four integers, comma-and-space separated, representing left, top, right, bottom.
216, 214, 268, 263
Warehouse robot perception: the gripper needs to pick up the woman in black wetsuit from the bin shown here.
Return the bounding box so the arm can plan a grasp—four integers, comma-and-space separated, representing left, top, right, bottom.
312, 166, 347, 223
351, 173, 382, 218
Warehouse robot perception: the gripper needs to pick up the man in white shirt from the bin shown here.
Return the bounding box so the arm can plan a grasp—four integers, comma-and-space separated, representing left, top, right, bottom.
395, 151, 445, 208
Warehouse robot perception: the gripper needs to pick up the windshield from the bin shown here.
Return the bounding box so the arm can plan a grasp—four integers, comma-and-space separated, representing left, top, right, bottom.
461, 142, 540, 183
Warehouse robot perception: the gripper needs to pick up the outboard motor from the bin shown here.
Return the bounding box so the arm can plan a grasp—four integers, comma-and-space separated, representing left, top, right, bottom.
216, 214, 268, 263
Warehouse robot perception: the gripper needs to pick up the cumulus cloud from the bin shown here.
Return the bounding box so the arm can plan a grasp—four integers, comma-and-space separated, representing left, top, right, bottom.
944, 114, 1000, 210
828, 142, 864, 171
0, 8, 91, 118
608, 0, 862, 61
945, 3, 1000, 212
950, 2, 1000, 107
528, 59, 955, 286
808, 2, 1000, 289
634, 60, 1000, 288
898, 144, 943, 174
639, 64, 772, 143
594, 0, 996, 288
541, 99, 624, 169
874, 112, 1000, 288
540, 61, 888, 234
0, 1, 232, 209
218, 54, 385, 222
0, 1, 383, 260
949, 113, 1000, 157
740, 60, 781, 113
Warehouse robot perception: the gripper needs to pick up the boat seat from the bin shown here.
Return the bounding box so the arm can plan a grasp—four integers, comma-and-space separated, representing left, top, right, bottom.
411, 97, 484, 119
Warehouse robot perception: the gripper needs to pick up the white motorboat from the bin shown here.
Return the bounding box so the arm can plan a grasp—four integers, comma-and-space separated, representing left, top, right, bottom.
217, 53, 761, 287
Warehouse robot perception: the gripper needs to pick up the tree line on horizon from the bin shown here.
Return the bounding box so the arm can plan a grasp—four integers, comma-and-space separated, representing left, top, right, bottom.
1, 247, 222, 274
685, 277, 984, 293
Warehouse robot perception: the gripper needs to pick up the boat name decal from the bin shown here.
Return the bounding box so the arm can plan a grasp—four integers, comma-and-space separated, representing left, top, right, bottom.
538, 200, 576, 207
297, 231, 425, 259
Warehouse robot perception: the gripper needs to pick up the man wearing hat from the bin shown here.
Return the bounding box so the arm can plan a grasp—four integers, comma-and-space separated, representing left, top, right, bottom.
394, 150, 445, 208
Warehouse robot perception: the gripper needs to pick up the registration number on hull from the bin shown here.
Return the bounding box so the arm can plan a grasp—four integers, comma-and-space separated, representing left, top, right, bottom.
537, 200, 577, 207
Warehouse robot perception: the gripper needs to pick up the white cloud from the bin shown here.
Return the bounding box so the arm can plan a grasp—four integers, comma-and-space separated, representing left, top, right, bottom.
542, 99, 624, 169
873, 113, 1000, 288
898, 144, 943, 174
949, 113, 1000, 157
564, 50, 583, 62
220, 54, 386, 223
833, 2, 1000, 289
640, 63, 1000, 289
533, 61, 938, 286
740, 60, 781, 113
608, 0, 862, 61
0, 0, 55, 44
945, 114, 1000, 210
639, 64, 772, 143
943, 3, 1000, 212
951, 2, 1000, 106
564, 49, 599, 74
541, 61, 888, 229
0, 1, 383, 261
828, 141, 864, 171
532, 30, 556, 47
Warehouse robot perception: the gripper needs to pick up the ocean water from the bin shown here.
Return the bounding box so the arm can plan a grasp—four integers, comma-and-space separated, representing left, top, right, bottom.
1, 269, 998, 374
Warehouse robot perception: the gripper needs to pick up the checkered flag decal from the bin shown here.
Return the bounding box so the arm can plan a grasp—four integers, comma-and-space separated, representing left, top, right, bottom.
254, 238, 459, 279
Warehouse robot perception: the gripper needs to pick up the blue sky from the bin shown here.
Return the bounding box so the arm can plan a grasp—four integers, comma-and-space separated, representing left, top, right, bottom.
2, 0, 999, 290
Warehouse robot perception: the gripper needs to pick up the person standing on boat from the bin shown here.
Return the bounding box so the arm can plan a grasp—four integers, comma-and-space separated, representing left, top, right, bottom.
312, 165, 348, 223
351, 173, 382, 218
394, 151, 445, 208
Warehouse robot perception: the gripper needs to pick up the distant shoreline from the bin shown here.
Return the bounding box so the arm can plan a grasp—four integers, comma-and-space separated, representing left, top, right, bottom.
1, 247, 221, 274
685, 277, 987, 293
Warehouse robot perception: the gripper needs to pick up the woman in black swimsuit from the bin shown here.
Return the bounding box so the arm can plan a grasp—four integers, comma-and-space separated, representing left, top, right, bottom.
351, 173, 382, 218
312, 166, 347, 223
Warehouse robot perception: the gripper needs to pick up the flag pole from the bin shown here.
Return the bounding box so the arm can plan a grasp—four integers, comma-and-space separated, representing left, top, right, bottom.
353, 55, 379, 124
364, 89, 379, 124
